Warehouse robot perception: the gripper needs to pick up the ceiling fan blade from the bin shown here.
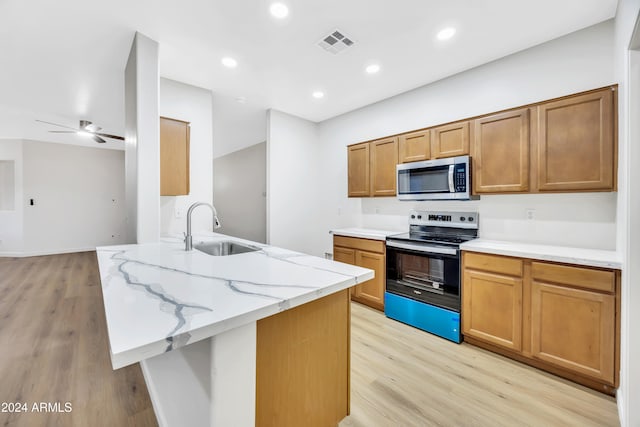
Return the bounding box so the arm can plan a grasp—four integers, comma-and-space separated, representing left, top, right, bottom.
94, 132, 124, 141
92, 135, 107, 144
36, 119, 79, 131
48, 130, 76, 133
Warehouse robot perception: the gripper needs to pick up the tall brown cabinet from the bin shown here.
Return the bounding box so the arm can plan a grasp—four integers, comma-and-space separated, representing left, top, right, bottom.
160, 116, 190, 196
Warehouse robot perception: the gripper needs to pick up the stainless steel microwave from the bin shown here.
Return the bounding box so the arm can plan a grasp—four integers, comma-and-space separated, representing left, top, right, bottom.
396, 155, 476, 201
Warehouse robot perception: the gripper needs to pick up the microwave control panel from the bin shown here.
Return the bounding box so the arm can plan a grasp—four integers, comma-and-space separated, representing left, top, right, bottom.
454, 164, 467, 192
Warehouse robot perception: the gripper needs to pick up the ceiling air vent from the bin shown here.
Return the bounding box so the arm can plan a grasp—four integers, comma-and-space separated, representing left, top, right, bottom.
317, 29, 355, 54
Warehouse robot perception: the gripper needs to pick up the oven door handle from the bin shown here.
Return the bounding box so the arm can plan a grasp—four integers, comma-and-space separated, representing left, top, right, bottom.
386, 240, 458, 256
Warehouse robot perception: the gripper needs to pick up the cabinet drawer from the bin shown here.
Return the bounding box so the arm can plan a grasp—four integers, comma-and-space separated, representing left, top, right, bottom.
333, 236, 385, 254
531, 262, 615, 293
463, 252, 523, 277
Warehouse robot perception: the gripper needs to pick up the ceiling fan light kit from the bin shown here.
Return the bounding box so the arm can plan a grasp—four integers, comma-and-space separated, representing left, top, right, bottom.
35, 119, 124, 144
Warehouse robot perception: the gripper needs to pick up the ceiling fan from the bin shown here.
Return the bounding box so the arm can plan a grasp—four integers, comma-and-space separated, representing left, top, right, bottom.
36, 119, 124, 144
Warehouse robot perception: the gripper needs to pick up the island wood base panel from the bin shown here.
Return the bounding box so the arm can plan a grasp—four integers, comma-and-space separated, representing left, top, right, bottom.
463, 336, 616, 395
256, 289, 350, 427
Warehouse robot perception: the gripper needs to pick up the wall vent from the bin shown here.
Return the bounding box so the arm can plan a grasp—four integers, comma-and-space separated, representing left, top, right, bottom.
317, 29, 355, 54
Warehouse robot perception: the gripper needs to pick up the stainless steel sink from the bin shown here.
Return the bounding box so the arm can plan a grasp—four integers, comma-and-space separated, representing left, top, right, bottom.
194, 240, 260, 256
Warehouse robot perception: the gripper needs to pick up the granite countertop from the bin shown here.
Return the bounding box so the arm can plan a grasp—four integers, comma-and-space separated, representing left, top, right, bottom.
460, 238, 622, 269
96, 233, 373, 369
330, 227, 406, 241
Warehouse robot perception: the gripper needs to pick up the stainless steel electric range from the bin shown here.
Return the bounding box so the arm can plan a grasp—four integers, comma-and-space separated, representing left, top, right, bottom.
385, 210, 478, 343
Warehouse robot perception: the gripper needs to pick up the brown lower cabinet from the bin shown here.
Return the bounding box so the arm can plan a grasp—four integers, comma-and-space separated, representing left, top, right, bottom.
462, 251, 619, 395
333, 235, 385, 311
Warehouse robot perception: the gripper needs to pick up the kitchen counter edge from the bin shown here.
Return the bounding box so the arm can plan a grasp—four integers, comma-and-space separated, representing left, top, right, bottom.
460, 239, 622, 270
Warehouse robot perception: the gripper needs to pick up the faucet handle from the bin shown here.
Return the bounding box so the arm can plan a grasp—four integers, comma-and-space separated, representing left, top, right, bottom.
182, 231, 187, 242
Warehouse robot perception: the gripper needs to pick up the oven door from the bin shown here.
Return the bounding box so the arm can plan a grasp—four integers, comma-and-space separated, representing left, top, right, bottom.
385, 240, 461, 312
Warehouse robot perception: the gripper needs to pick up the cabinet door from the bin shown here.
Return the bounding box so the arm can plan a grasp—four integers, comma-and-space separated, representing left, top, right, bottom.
355, 250, 385, 311
431, 121, 470, 158
333, 246, 357, 298
160, 117, 190, 196
370, 137, 398, 197
398, 130, 430, 163
347, 143, 370, 197
536, 88, 615, 191
462, 269, 522, 351
531, 281, 615, 383
473, 109, 530, 193
333, 246, 355, 265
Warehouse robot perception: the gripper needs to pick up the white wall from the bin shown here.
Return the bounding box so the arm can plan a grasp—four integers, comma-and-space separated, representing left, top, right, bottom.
309, 20, 617, 257
0, 160, 16, 210
213, 142, 266, 243
19, 140, 127, 255
159, 78, 214, 237
614, 1, 640, 425
125, 32, 160, 244
267, 110, 325, 256
212, 94, 266, 159
0, 139, 23, 254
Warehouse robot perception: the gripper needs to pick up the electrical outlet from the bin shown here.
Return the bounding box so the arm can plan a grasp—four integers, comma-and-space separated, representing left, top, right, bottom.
175, 208, 184, 219
375, 207, 380, 214
525, 208, 536, 220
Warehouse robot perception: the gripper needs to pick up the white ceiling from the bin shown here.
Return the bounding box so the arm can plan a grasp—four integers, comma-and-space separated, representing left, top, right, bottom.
0, 0, 618, 140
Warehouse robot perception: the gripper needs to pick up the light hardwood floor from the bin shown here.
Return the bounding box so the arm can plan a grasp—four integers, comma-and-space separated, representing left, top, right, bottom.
341, 302, 619, 427
0, 252, 157, 427
0, 253, 619, 427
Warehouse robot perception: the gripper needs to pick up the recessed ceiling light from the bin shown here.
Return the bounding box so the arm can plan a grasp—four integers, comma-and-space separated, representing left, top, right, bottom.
235, 96, 247, 104
436, 27, 456, 41
221, 57, 238, 68
312, 91, 325, 99
365, 64, 380, 74
270, 2, 289, 19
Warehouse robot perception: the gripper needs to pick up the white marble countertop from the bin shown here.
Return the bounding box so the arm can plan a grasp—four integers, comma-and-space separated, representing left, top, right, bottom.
460, 239, 622, 269
96, 233, 373, 369
330, 227, 405, 241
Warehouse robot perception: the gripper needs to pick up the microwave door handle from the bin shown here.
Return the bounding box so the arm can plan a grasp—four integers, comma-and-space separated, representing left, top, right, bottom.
448, 164, 455, 193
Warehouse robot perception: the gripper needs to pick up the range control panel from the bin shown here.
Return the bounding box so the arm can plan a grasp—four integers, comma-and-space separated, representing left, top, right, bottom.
409, 210, 479, 229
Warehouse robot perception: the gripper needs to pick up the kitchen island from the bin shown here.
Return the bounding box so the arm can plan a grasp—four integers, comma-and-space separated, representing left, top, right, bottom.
96, 233, 373, 427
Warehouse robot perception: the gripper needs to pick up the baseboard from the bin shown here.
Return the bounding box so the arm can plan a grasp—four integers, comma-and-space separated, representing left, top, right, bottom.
0, 247, 96, 258
617, 388, 625, 427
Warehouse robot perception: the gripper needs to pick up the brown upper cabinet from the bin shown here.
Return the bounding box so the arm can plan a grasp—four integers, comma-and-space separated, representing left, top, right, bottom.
370, 137, 398, 196
398, 130, 430, 163
347, 142, 370, 197
348, 137, 398, 197
535, 88, 615, 192
431, 120, 470, 159
160, 116, 190, 196
346, 85, 617, 198
473, 108, 530, 194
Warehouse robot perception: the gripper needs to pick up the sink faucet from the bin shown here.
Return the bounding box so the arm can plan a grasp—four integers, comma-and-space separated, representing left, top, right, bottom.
185, 202, 221, 251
